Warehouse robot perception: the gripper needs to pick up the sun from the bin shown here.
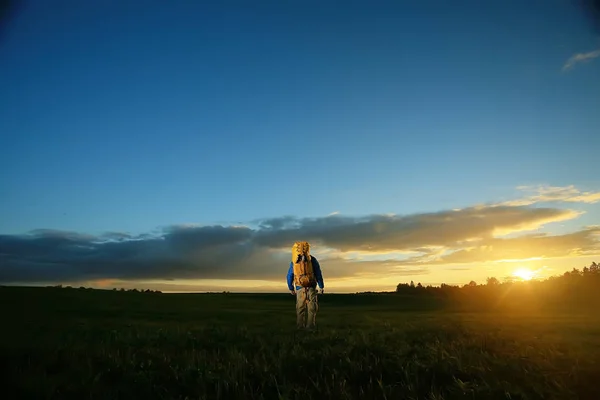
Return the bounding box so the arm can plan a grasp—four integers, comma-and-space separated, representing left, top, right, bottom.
512, 267, 535, 281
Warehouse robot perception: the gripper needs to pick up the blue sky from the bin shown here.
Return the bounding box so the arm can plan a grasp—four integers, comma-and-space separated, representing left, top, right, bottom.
1, 1, 599, 291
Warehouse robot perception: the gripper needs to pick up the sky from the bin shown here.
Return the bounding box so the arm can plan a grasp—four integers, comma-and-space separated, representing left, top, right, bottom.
1, 0, 599, 293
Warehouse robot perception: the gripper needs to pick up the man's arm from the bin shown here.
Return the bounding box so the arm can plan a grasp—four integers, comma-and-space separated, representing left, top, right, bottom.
312, 256, 324, 289
286, 263, 295, 291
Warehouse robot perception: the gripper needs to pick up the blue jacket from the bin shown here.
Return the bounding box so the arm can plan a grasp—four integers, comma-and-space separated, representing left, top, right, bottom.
287, 256, 324, 291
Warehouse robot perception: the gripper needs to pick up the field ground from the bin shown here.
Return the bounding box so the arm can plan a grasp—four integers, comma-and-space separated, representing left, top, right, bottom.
1, 286, 599, 399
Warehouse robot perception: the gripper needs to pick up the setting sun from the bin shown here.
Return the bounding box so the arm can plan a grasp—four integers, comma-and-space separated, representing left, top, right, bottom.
513, 268, 535, 281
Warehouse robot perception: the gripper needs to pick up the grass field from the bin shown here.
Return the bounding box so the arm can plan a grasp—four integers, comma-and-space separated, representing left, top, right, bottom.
1, 286, 599, 399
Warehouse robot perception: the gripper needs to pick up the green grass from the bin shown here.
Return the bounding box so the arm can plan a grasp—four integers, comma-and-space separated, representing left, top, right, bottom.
1, 287, 599, 399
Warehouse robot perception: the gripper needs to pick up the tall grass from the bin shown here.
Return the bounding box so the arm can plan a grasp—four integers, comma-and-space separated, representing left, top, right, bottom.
1, 287, 599, 399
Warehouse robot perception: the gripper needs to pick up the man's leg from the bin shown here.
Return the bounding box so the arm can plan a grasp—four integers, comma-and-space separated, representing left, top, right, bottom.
306, 287, 319, 330
296, 288, 307, 329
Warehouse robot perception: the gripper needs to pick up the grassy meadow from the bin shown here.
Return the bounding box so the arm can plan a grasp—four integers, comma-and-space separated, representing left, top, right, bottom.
1, 285, 599, 399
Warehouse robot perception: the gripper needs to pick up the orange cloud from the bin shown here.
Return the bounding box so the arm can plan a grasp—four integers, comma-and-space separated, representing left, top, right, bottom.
401, 227, 600, 266
501, 185, 600, 206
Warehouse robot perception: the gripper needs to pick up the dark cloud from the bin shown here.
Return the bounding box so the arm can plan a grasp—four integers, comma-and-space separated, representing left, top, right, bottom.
100, 232, 134, 241
0, 204, 595, 285
0, 226, 264, 283
253, 206, 579, 252
254, 216, 299, 231
0, 224, 398, 284
165, 225, 253, 252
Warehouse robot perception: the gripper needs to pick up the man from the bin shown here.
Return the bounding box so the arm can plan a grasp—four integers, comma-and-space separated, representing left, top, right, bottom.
286, 248, 324, 330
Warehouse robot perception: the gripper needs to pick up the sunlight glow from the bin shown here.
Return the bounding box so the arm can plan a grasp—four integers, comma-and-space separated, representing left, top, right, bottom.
495, 257, 544, 263
512, 268, 535, 281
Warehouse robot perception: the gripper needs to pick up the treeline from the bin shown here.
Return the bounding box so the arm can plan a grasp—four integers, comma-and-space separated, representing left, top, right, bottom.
47, 285, 162, 294
395, 262, 600, 311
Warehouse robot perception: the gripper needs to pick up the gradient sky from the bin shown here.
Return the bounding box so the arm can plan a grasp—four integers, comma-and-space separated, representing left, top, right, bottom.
1, 1, 599, 292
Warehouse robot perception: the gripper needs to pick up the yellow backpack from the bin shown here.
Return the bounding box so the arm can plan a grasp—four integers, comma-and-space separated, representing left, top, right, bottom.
292, 241, 316, 288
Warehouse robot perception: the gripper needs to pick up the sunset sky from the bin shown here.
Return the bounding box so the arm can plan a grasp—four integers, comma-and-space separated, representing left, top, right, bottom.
1, 1, 599, 293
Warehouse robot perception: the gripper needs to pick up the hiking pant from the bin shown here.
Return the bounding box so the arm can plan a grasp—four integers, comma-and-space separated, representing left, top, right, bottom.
296, 286, 318, 329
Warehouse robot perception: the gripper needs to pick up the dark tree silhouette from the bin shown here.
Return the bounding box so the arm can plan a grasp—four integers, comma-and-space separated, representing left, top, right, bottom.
486, 277, 499, 286
395, 262, 600, 311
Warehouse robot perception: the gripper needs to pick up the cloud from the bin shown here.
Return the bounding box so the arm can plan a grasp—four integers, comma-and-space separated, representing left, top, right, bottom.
562, 48, 600, 71
0, 226, 257, 283
0, 223, 423, 284
1, 185, 598, 285
561, 0, 600, 70
501, 185, 600, 206
2, 186, 597, 286
253, 206, 580, 252
399, 227, 600, 266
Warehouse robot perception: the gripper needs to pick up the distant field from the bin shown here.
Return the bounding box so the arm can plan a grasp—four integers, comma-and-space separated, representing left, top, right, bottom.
1, 286, 599, 399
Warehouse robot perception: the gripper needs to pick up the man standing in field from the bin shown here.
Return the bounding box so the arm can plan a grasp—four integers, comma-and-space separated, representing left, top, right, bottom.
286, 241, 324, 330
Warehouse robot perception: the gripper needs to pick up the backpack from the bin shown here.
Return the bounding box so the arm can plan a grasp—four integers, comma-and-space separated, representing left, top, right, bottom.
292, 241, 316, 288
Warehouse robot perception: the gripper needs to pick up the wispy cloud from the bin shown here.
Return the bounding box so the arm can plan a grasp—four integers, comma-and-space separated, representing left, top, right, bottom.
501, 185, 600, 206
562, 48, 600, 71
